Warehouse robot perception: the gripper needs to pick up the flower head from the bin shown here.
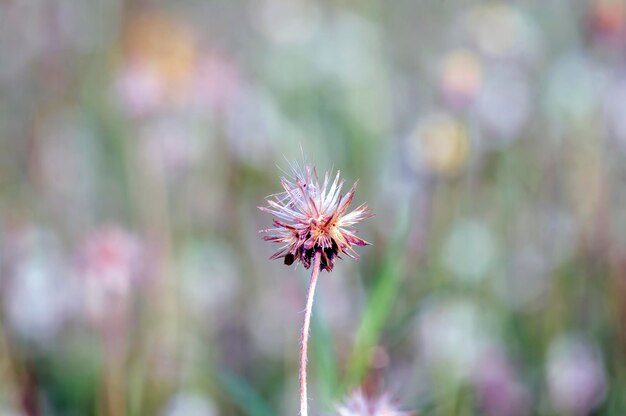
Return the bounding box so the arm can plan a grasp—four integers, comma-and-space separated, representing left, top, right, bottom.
78, 226, 146, 323
259, 163, 371, 272
335, 389, 413, 416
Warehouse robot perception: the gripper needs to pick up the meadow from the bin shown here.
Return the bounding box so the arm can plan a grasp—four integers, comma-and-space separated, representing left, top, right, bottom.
0, 0, 625, 415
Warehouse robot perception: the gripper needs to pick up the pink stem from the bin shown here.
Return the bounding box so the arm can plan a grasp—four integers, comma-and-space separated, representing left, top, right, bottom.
300, 251, 322, 416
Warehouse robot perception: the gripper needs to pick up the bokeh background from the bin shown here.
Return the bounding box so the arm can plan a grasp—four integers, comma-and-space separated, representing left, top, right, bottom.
1, 0, 626, 415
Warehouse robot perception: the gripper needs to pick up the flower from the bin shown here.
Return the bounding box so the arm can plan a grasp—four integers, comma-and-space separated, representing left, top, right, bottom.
79, 226, 145, 293
259, 163, 371, 272
473, 347, 530, 416
335, 389, 413, 416
162, 391, 217, 416
546, 334, 606, 415
78, 226, 146, 323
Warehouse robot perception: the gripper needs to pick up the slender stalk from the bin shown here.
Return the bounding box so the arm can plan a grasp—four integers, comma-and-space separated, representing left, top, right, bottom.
300, 251, 322, 416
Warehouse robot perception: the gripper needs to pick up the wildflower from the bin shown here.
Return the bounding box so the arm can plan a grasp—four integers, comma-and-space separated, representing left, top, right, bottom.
78, 226, 145, 324
473, 347, 530, 416
4, 227, 73, 345
80, 227, 144, 293
335, 389, 413, 416
163, 391, 217, 416
546, 334, 606, 415
259, 161, 371, 416
259, 163, 371, 272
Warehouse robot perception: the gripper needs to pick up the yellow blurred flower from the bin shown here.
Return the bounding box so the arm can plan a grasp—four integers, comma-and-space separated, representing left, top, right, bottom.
122, 11, 197, 100
407, 112, 469, 176
440, 49, 483, 107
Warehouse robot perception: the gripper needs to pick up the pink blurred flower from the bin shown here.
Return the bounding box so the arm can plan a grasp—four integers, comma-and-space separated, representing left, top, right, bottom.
473, 347, 530, 416
439, 49, 483, 109
115, 61, 164, 118
416, 297, 493, 382
547, 335, 606, 416
584, 0, 626, 50
78, 226, 146, 323
192, 52, 242, 114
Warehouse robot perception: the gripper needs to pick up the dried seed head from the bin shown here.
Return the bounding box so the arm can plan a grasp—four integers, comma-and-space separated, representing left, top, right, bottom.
335, 389, 414, 416
259, 163, 372, 272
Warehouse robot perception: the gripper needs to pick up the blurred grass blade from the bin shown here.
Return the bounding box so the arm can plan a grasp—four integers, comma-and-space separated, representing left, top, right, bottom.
342, 198, 411, 389
216, 369, 274, 416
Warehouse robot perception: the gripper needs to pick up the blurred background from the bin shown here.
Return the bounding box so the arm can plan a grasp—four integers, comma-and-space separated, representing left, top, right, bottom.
1, 0, 626, 415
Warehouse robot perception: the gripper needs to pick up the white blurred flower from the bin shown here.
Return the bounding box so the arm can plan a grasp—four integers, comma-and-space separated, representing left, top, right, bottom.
416, 296, 494, 382
335, 389, 412, 416
252, 0, 321, 45
465, 3, 542, 64
6, 257, 73, 344
443, 220, 496, 283
546, 334, 606, 416
3, 228, 74, 344
162, 392, 217, 416
545, 53, 607, 131
115, 61, 164, 118
473, 64, 531, 145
